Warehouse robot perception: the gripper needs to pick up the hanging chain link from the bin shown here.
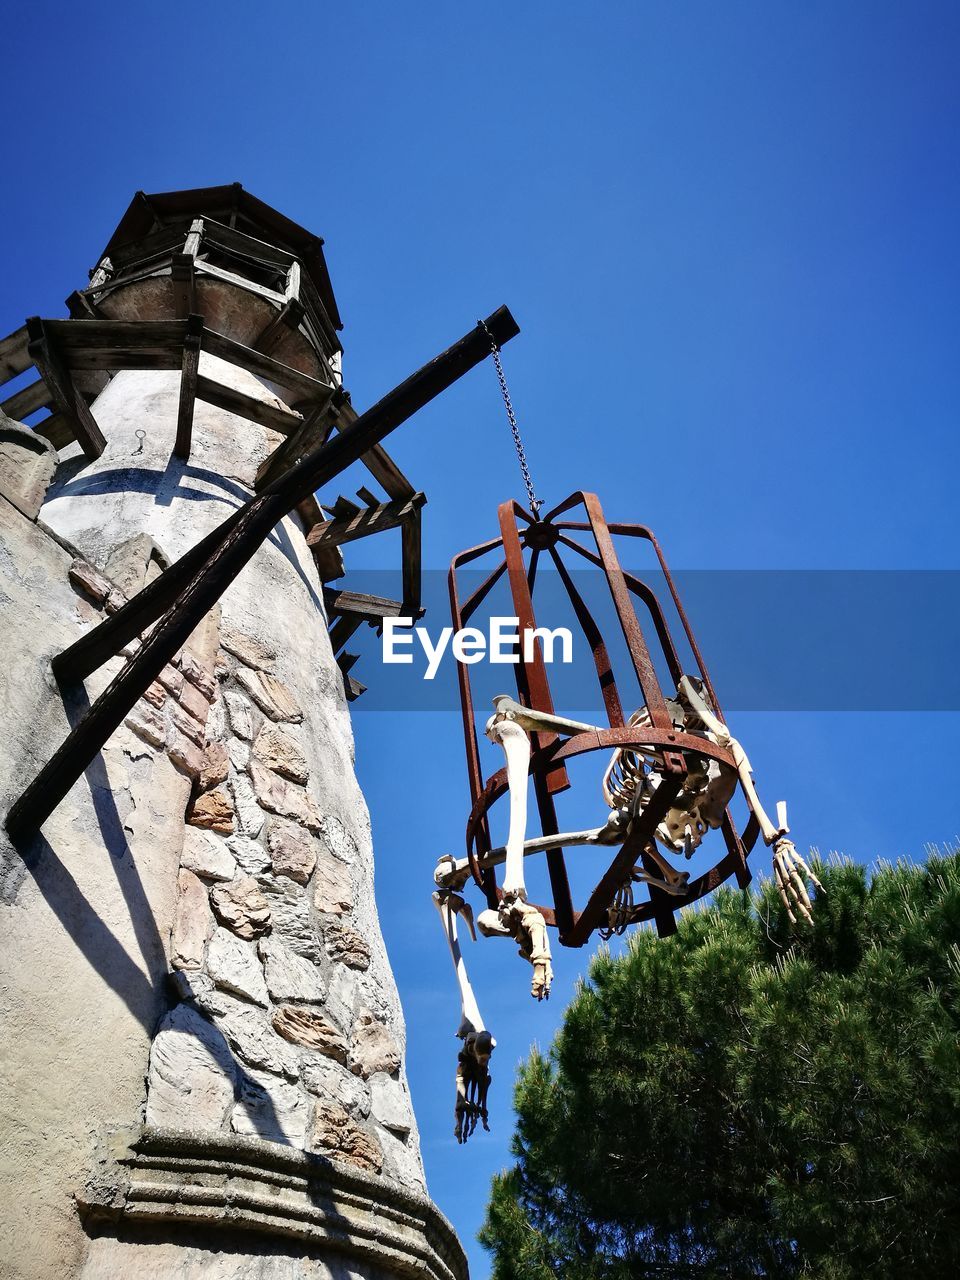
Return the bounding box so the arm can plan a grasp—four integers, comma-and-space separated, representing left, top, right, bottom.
479, 320, 543, 518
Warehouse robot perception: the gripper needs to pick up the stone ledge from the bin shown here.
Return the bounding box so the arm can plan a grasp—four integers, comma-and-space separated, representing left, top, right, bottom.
77, 1126, 468, 1280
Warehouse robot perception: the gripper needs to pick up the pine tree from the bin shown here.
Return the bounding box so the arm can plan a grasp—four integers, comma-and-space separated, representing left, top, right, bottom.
479, 851, 960, 1279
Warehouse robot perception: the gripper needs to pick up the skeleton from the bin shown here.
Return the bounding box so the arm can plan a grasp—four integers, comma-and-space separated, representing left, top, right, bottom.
431, 684, 822, 1144
438, 682, 822, 950
432, 889, 495, 1143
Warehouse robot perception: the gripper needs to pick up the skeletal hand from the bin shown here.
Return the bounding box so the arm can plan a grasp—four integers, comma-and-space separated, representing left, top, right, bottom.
501, 895, 553, 1000
772, 837, 823, 925
455, 1030, 494, 1144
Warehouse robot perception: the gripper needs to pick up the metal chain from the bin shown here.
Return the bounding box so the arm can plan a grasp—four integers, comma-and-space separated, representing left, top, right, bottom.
479, 320, 543, 518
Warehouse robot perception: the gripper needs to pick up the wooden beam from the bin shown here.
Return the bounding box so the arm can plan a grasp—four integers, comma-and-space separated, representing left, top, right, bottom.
297, 269, 340, 351
323, 495, 363, 520
172, 219, 203, 319
201, 217, 295, 271
254, 391, 336, 491
252, 299, 305, 357
174, 314, 204, 460
7, 307, 520, 837
193, 259, 285, 305
1, 378, 51, 421
331, 399, 416, 501
202, 326, 332, 402
65, 290, 104, 320
171, 255, 195, 319
344, 674, 367, 702
336, 651, 366, 702
0, 326, 31, 385
311, 546, 346, 582
323, 588, 406, 622
26, 318, 106, 458
401, 505, 422, 614
296, 495, 344, 582
87, 257, 114, 289
285, 260, 301, 302
44, 318, 187, 353
183, 218, 204, 258
195, 373, 303, 437
328, 614, 364, 654
305, 493, 426, 549
66, 350, 183, 373
32, 413, 75, 450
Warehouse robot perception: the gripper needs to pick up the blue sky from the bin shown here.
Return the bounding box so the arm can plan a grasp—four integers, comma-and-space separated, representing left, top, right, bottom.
3, 3, 959, 1275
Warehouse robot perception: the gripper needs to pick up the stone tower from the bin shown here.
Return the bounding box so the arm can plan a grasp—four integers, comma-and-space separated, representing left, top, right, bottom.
0, 185, 465, 1280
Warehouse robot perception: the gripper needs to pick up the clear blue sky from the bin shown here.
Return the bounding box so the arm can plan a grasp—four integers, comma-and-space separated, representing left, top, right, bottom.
3, 3, 959, 1275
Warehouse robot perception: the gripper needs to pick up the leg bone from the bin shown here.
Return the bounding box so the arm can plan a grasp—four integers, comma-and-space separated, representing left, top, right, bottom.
433, 890, 487, 1039
485, 716, 532, 900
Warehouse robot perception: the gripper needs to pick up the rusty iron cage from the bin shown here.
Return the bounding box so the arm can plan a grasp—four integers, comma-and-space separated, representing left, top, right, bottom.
448, 491, 760, 944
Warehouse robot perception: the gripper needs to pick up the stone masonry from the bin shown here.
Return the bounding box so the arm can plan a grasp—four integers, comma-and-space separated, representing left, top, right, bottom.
0, 186, 461, 1280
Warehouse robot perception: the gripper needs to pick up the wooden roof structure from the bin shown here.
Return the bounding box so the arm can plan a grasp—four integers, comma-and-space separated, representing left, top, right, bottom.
0, 184, 430, 698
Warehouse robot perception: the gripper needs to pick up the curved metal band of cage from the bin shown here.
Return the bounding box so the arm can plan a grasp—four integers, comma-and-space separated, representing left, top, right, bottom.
464, 729, 761, 928
466, 728, 740, 848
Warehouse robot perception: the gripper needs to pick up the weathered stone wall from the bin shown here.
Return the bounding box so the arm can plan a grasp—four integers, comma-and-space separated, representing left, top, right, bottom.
0, 499, 196, 1280
0, 356, 454, 1279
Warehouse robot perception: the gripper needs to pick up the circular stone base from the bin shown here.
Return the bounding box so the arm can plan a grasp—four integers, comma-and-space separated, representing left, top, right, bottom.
76, 1127, 468, 1280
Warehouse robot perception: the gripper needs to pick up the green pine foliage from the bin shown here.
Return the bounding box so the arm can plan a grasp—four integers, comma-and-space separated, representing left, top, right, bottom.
480, 850, 960, 1279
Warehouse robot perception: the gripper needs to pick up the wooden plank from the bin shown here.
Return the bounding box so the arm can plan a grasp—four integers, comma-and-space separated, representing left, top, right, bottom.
45, 318, 187, 353
401, 505, 423, 614
83, 263, 169, 299
284, 260, 301, 302
253, 299, 305, 356
171, 254, 195, 319
311, 545, 346, 581
201, 217, 295, 271
323, 588, 406, 621
174, 315, 203, 460
195, 373, 303, 436
0, 326, 31, 384
88, 258, 114, 288
65, 350, 183, 373
328, 614, 364, 653
344, 674, 367, 702
296, 495, 344, 582
306, 493, 426, 549
324, 495, 362, 520
172, 219, 203, 319
336, 652, 365, 703
201, 326, 332, 402
33, 413, 75, 450
193, 259, 285, 305
331, 400, 416, 501
65, 290, 104, 320
105, 225, 184, 272
297, 269, 339, 347
254, 392, 335, 491
1, 378, 51, 420
26, 319, 106, 459
183, 218, 204, 258
297, 310, 341, 387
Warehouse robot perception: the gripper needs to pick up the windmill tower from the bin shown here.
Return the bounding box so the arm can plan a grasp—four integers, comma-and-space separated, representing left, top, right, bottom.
0, 185, 475, 1280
